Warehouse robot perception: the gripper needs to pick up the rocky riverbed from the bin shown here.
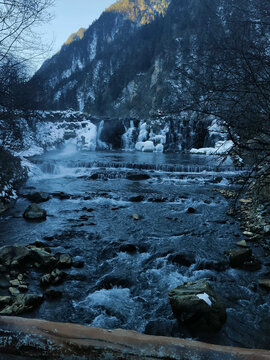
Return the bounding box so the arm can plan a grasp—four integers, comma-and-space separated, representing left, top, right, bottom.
0, 149, 269, 349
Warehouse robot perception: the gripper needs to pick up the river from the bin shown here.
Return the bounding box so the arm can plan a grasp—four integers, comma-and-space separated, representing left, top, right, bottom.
0, 146, 269, 349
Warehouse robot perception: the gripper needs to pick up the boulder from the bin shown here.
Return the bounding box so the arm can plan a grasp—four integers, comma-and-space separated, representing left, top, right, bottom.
226, 248, 253, 268
23, 204, 47, 220
169, 279, 227, 332
186, 207, 196, 214
26, 192, 50, 203
0, 294, 43, 315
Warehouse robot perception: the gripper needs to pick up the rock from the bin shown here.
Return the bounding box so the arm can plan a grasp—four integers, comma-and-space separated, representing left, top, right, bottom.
26, 192, 50, 203
237, 240, 248, 248
226, 248, 253, 268
126, 173, 150, 181
119, 244, 137, 254
17, 274, 23, 281
82, 207, 94, 212
40, 273, 51, 286
45, 289, 62, 300
169, 279, 227, 332
0, 294, 43, 315
186, 207, 196, 214
52, 192, 71, 200
242, 258, 261, 271
23, 204, 47, 220
0, 296, 12, 308
29, 246, 57, 269
41, 268, 66, 287
79, 215, 89, 221
58, 254, 72, 269
243, 231, 254, 237
96, 275, 132, 290
239, 198, 252, 204
148, 197, 168, 203
18, 284, 28, 292
259, 279, 270, 291
132, 214, 140, 220
0, 245, 31, 267
9, 279, 20, 287
89, 173, 99, 180
129, 195, 144, 202
72, 260, 84, 268
9, 287, 20, 296
168, 252, 196, 267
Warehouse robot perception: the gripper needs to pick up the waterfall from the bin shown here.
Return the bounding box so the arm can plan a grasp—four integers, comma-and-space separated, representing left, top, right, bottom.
97, 120, 109, 150
122, 120, 136, 150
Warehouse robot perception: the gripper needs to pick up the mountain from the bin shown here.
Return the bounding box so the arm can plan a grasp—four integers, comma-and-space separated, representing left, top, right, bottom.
31, 0, 171, 115
31, 0, 268, 150
105, 0, 169, 24
64, 28, 86, 46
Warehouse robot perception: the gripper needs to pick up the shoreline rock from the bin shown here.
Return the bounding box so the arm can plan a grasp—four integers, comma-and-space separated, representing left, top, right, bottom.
169, 279, 227, 333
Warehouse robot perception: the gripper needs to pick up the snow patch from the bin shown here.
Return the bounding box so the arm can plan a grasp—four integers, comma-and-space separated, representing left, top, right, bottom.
190, 140, 233, 155
197, 293, 212, 307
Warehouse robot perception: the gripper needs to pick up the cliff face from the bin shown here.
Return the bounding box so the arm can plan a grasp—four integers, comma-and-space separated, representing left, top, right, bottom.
1, 316, 270, 359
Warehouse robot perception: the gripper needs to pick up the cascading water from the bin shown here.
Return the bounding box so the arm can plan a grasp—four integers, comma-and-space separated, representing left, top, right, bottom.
1, 147, 268, 350
97, 120, 109, 150
122, 120, 136, 150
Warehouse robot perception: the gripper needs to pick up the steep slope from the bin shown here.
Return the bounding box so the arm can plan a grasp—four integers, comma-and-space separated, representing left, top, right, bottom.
32, 0, 171, 114
64, 28, 86, 46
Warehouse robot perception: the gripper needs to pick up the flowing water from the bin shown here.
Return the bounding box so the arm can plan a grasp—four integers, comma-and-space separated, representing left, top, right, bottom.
0, 147, 269, 349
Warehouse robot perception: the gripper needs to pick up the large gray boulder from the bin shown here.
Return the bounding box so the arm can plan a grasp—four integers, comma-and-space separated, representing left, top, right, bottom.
169, 279, 227, 333
23, 204, 47, 220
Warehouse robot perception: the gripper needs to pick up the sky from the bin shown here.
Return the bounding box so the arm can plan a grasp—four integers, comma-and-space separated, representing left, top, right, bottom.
35, 0, 114, 69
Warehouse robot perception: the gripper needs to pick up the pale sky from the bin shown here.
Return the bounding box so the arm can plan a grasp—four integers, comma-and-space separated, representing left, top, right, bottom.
35, 0, 114, 69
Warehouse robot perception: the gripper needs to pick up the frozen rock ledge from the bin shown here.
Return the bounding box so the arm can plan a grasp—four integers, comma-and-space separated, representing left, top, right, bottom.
0, 316, 270, 359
